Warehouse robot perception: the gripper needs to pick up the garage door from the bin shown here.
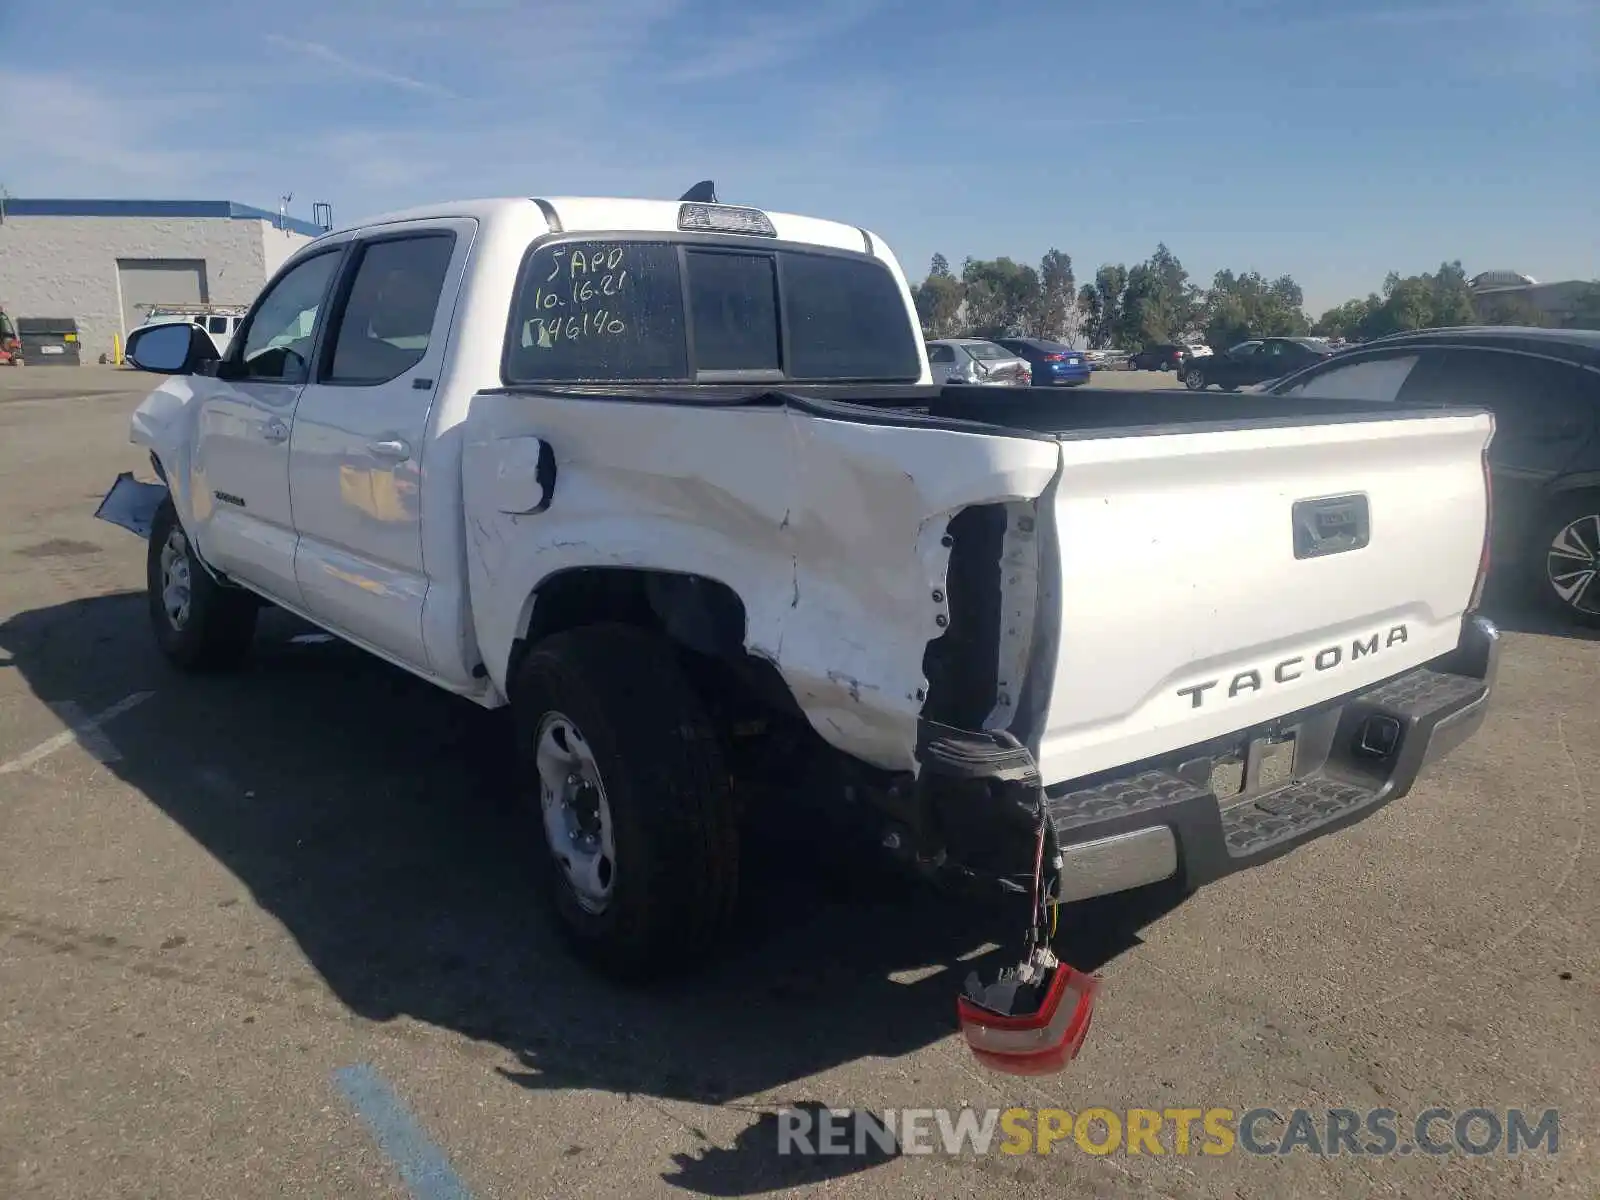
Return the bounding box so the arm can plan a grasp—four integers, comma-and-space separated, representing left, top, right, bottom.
117, 259, 209, 336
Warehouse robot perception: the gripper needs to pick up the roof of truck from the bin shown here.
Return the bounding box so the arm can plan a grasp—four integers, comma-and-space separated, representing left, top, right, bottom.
337, 196, 880, 257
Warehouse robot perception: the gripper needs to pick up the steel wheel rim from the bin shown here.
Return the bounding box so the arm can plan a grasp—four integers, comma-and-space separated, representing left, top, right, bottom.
159, 526, 193, 630
534, 712, 616, 913
1186, 371, 1205, 390
1547, 512, 1600, 616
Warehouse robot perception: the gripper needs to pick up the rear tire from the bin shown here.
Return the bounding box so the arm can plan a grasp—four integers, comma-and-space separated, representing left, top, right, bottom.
512, 623, 739, 981
1529, 491, 1600, 627
1184, 369, 1207, 391
146, 499, 257, 671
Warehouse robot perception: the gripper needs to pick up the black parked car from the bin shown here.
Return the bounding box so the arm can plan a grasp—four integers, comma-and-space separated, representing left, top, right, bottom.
1267, 326, 1600, 625
1127, 343, 1189, 371
1183, 337, 1334, 391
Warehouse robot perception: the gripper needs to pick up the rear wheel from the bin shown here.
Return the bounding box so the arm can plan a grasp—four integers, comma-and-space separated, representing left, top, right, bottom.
512, 623, 739, 980
146, 499, 257, 671
1531, 493, 1600, 626
1184, 368, 1207, 391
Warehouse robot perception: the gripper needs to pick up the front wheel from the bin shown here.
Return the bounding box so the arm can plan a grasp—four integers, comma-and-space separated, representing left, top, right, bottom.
146, 500, 257, 671
1184, 369, 1207, 391
1532, 494, 1600, 626
513, 624, 739, 980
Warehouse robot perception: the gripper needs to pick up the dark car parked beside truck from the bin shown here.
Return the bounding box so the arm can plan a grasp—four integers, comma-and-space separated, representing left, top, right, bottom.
1183, 337, 1334, 392
1268, 326, 1600, 626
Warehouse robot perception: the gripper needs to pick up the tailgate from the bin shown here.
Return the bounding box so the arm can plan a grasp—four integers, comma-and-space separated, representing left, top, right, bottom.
1033, 411, 1492, 786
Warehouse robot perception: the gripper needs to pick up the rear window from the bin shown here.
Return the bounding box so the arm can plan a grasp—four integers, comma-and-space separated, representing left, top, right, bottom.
503, 238, 920, 384
965, 342, 1013, 361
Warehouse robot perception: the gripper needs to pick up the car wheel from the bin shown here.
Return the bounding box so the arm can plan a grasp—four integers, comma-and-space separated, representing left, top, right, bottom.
513, 623, 740, 980
147, 498, 258, 671
1184, 369, 1207, 391
1532, 493, 1600, 626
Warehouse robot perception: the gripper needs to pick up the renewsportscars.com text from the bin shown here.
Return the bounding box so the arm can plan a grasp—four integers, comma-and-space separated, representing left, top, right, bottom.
777, 1106, 1560, 1158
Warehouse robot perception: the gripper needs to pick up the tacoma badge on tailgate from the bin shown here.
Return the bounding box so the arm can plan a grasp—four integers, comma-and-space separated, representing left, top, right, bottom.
1177, 624, 1411, 708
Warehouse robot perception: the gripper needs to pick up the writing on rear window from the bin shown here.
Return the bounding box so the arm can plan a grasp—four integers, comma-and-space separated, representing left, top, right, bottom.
503, 238, 920, 385
525, 244, 633, 346
508, 242, 687, 381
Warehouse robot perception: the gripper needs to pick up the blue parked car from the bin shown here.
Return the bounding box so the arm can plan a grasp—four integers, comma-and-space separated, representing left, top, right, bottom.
993, 337, 1092, 387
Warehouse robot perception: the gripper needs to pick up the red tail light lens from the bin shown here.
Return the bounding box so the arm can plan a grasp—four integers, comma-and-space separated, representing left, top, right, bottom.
1042, 352, 1066, 361
958, 963, 1100, 1076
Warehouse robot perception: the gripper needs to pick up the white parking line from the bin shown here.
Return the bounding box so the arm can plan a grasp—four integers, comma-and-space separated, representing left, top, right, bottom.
0, 692, 155, 775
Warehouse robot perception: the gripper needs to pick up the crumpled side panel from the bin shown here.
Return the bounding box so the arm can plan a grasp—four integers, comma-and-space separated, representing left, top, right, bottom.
463, 393, 1060, 772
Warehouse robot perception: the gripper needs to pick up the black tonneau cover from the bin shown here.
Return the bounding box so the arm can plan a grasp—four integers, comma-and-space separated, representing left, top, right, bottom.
930, 384, 1478, 440
481, 382, 1480, 442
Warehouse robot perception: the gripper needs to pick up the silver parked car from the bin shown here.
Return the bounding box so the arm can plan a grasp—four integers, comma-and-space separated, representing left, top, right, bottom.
925, 338, 1031, 386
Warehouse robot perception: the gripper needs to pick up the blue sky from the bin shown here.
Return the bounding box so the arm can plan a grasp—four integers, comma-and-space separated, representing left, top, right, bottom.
2, 0, 1595, 313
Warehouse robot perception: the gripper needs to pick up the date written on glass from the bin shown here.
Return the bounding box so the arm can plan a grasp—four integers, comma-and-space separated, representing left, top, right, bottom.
529, 245, 634, 347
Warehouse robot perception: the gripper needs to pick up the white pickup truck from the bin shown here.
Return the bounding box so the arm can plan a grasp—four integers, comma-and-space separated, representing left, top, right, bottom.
101, 187, 1500, 996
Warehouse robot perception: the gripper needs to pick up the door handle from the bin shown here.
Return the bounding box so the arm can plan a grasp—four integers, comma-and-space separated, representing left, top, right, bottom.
367, 438, 412, 460
262, 419, 289, 444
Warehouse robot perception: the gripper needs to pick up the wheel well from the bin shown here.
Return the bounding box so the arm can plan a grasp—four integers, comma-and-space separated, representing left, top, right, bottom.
506, 568, 802, 719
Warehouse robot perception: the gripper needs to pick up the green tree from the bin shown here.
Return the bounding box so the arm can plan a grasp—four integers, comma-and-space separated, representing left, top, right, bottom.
961, 256, 1042, 339
1203, 269, 1310, 347
913, 273, 964, 338
912, 254, 964, 337
1312, 298, 1378, 339
1429, 260, 1478, 327
1030, 248, 1077, 341
1335, 261, 1481, 340
1085, 264, 1127, 349
1076, 283, 1104, 347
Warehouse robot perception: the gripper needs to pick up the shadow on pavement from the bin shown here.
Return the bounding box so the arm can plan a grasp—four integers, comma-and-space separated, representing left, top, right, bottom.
0, 592, 1183, 1195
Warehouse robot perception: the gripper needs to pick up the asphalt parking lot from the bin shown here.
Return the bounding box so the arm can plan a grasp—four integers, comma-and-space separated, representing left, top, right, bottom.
1, 367, 1595, 1199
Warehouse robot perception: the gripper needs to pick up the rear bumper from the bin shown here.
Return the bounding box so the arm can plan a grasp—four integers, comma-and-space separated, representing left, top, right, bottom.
1046, 364, 1092, 385
914, 614, 1500, 903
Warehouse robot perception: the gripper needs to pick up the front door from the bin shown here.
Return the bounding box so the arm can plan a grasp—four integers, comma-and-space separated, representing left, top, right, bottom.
192, 246, 346, 605
288, 222, 470, 669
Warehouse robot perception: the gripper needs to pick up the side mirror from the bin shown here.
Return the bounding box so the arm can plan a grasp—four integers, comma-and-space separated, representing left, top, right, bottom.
125, 323, 219, 376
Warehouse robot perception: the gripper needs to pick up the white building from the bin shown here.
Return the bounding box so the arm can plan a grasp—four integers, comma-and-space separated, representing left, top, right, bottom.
0, 199, 323, 363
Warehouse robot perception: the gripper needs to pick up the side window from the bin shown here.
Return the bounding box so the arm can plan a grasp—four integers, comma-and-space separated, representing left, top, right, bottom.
1398, 350, 1596, 438
927, 344, 956, 364
325, 235, 455, 385
238, 251, 343, 383
1276, 353, 1421, 401
1228, 341, 1260, 358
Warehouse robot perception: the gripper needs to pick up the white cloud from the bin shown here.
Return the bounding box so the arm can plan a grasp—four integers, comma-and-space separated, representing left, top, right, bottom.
263, 34, 458, 97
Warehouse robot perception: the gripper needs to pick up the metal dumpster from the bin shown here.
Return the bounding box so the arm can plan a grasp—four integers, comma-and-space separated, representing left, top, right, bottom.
17, 317, 82, 366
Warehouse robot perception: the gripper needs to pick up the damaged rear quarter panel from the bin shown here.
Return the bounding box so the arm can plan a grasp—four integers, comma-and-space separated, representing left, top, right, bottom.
462, 392, 1061, 771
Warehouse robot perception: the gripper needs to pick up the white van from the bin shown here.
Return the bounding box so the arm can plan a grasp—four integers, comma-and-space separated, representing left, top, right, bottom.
137, 306, 249, 356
